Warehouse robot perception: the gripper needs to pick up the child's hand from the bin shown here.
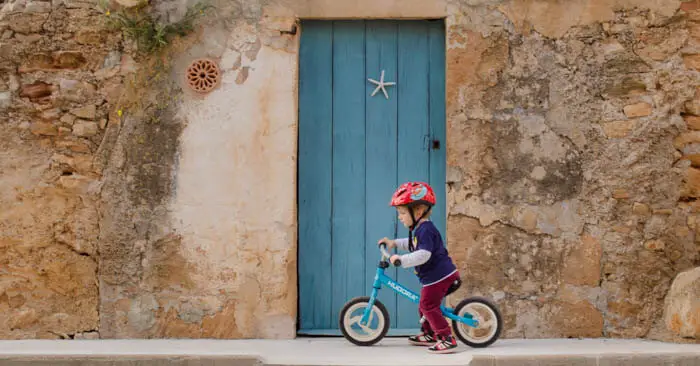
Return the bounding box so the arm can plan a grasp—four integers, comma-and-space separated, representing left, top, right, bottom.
389, 255, 401, 266
377, 237, 396, 249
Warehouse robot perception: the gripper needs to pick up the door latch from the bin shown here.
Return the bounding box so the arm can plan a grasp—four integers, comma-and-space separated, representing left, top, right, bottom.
424, 135, 441, 150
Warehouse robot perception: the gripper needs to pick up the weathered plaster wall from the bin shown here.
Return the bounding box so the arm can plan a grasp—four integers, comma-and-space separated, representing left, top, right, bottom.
94, 0, 302, 339
171, 44, 298, 336
1, 0, 699, 341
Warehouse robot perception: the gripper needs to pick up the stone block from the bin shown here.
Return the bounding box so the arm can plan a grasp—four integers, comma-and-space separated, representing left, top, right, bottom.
682, 0, 700, 12
623, 102, 653, 118
0, 91, 11, 109
19, 81, 54, 100
687, 96, 700, 118
603, 77, 647, 97
550, 300, 604, 338
664, 266, 700, 339
75, 30, 104, 45
56, 139, 92, 153
70, 105, 96, 119
61, 0, 97, 9
20, 51, 87, 72
115, 0, 141, 7
24, 1, 51, 13
674, 131, 700, 150
40, 108, 60, 120
72, 120, 98, 137
7, 13, 48, 33
59, 79, 96, 103
14, 33, 42, 44
562, 234, 601, 286
682, 167, 700, 199
633, 202, 651, 216
103, 51, 121, 69
644, 240, 665, 251
30, 121, 58, 136
602, 120, 635, 138
684, 115, 700, 130
682, 154, 700, 168
613, 189, 630, 199
60, 113, 77, 125
685, 54, 700, 71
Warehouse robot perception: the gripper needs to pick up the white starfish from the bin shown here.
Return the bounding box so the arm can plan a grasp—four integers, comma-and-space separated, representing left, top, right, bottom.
368, 70, 396, 99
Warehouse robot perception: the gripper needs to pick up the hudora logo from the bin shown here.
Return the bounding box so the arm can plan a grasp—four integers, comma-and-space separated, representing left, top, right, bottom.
387, 280, 417, 301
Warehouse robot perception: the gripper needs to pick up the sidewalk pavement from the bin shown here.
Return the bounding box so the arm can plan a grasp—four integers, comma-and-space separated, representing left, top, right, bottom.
0, 337, 698, 365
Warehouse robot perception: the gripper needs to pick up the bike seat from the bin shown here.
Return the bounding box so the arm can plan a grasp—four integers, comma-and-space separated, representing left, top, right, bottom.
445, 278, 462, 296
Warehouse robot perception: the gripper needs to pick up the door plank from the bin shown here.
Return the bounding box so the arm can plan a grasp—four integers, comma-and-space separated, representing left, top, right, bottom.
365, 20, 399, 321
331, 20, 367, 328
298, 21, 334, 331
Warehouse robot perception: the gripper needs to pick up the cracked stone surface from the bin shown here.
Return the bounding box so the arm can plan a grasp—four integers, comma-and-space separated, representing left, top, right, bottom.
445, 2, 699, 341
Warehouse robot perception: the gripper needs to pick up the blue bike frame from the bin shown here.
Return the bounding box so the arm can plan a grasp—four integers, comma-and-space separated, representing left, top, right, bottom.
360, 266, 479, 328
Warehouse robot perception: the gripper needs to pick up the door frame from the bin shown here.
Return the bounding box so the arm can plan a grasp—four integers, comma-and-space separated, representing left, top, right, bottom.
295, 18, 448, 336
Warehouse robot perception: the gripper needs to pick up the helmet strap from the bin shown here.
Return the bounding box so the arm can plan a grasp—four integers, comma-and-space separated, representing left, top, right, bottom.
408, 207, 416, 251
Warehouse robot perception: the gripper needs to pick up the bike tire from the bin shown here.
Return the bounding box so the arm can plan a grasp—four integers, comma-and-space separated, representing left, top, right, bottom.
451, 296, 502, 348
339, 296, 390, 346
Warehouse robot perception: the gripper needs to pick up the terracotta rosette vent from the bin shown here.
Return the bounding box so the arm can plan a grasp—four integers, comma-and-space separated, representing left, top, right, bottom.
186, 58, 221, 93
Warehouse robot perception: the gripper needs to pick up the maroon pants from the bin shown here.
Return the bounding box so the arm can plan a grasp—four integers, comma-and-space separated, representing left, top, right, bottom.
419, 271, 460, 338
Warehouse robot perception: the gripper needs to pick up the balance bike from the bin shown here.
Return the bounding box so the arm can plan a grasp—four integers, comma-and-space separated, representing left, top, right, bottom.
339, 244, 502, 347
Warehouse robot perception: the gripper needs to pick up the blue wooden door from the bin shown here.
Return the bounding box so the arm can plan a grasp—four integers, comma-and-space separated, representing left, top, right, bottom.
298, 20, 446, 335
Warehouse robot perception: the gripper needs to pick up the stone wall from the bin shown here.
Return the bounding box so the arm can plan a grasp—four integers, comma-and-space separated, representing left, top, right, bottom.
444, 0, 700, 341
0, 0, 125, 339
0, 0, 698, 341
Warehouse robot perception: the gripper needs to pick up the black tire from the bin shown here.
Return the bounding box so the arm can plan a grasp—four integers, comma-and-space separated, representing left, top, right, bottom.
451, 296, 502, 348
339, 296, 390, 346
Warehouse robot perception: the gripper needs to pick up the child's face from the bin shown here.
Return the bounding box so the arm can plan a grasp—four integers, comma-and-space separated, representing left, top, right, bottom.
397, 207, 413, 228
397, 205, 426, 228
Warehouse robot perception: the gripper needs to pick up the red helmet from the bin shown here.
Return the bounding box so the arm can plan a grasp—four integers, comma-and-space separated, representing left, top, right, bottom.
390, 182, 436, 207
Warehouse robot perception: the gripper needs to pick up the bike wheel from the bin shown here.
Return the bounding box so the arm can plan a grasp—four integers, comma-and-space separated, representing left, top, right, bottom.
339, 296, 390, 346
451, 296, 502, 348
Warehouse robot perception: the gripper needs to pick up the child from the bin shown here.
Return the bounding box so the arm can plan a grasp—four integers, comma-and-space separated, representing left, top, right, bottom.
378, 181, 460, 354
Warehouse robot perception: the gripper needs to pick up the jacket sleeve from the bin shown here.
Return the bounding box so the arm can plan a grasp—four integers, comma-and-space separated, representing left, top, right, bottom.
399, 249, 431, 268
395, 238, 409, 251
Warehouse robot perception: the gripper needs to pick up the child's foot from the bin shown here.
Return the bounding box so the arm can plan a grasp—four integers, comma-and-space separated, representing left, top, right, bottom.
408, 332, 435, 346
428, 335, 458, 354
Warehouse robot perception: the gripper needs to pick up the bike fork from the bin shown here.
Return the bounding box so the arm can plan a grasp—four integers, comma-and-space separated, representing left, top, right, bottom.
360, 270, 383, 325
360, 287, 379, 325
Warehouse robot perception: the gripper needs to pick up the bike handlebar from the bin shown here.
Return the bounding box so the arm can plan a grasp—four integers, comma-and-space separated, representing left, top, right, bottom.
379, 243, 401, 267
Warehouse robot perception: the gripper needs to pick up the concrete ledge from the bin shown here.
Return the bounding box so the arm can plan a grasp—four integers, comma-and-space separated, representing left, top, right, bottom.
0, 338, 698, 366
470, 353, 700, 366
0, 355, 262, 366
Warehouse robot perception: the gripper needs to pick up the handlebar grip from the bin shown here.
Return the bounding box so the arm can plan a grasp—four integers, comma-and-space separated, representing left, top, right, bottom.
379, 243, 401, 267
